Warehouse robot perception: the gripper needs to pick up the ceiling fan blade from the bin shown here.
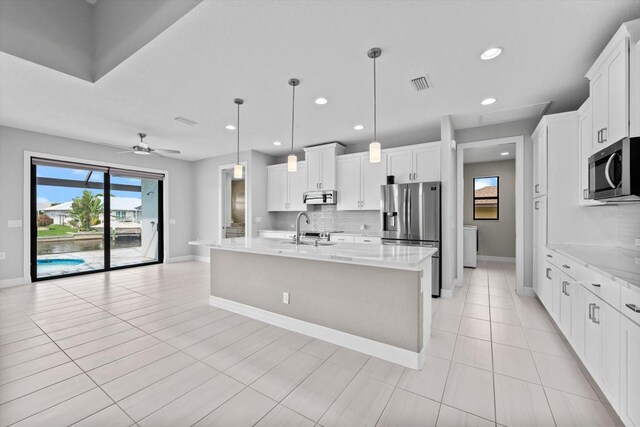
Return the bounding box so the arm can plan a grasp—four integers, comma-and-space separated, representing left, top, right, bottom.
153, 148, 181, 154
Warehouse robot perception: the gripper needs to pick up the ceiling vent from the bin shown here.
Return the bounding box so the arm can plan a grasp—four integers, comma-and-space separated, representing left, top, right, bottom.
174, 116, 198, 126
410, 76, 432, 91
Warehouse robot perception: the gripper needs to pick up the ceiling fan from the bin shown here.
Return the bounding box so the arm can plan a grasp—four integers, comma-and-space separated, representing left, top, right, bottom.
117, 133, 181, 156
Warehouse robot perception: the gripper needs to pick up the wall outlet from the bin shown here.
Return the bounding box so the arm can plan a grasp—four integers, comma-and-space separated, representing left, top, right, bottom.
0, 252, 5, 260
7, 220, 22, 228
254, 217, 262, 224
635, 238, 640, 248
282, 292, 289, 304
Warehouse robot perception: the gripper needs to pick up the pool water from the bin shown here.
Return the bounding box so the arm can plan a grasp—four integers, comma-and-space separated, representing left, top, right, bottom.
37, 258, 85, 272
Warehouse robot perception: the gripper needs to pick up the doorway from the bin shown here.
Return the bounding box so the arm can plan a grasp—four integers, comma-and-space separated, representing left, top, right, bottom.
219, 163, 248, 239
456, 136, 525, 294
30, 158, 164, 281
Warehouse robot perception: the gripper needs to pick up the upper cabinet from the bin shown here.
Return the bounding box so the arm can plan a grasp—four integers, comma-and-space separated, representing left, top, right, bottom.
337, 153, 386, 210
304, 143, 345, 191
386, 142, 441, 184
267, 161, 307, 212
532, 125, 548, 198
578, 99, 599, 206
586, 19, 640, 151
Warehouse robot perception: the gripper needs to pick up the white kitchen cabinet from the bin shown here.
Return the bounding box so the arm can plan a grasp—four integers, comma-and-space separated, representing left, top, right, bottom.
570, 281, 586, 358
589, 38, 629, 149
337, 153, 385, 210
559, 271, 572, 336
532, 125, 547, 197
532, 196, 547, 301
304, 143, 345, 191
619, 315, 640, 427
578, 99, 600, 206
331, 235, 354, 243
267, 161, 307, 211
384, 142, 441, 184
584, 290, 603, 381
259, 230, 295, 240
550, 263, 561, 322
354, 236, 381, 244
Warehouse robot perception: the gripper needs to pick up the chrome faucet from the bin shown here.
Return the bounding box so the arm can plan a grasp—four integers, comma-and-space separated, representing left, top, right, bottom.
295, 212, 310, 245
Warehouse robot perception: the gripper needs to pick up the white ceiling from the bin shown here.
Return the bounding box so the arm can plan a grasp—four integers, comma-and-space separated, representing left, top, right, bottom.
1, 0, 639, 161
464, 143, 516, 164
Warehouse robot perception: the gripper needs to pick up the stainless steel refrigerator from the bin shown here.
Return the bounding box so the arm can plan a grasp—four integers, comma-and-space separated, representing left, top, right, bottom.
380, 182, 441, 297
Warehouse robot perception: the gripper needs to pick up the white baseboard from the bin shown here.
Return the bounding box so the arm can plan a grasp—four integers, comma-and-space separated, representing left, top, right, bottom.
165, 255, 195, 263
477, 255, 516, 263
0, 277, 29, 289
209, 295, 425, 370
193, 256, 210, 263
519, 287, 536, 297
440, 289, 453, 299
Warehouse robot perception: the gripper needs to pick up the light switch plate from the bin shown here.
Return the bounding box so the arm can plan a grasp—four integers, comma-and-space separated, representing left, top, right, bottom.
282, 292, 289, 304
0, 252, 5, 260
7, 220, 22, 228
254, 217, 261, 223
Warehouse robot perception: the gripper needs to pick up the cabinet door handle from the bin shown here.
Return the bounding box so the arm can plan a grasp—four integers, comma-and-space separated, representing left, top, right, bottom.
583, 189, 589, 200
565, 282, 570, 296
591, 283, 601, 288
601, 127, 607, 144
535, 201, 540, 210
597, 129, 601, 143
593, 305, 600, 324
535, 184, 540, 193
546, 268, 552, 280
562, 264, 570, 269
562, 281, 567, 295
625, 303, 640, 313
546, 254, 553, 258
588, 303, 595, 320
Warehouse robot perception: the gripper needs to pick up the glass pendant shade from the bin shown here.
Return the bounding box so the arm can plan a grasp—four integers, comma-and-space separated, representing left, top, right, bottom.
233, 163, 243, 179
369, 141, 381, 163
287, 154, 298, 172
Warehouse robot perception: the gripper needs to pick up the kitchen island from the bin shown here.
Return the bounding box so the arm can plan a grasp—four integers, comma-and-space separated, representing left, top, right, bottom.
190, 238, 437, 369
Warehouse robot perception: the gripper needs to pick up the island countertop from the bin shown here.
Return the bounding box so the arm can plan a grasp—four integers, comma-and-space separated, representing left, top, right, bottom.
189, 237, 437, 270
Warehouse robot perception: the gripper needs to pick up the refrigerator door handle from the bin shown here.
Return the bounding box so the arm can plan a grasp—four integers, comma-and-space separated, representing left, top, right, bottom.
407, 188, 412, 235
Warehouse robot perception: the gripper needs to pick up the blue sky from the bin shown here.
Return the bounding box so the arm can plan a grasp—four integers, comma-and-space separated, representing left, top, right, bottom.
36, 166, 142, 208
474, 176, 498, 190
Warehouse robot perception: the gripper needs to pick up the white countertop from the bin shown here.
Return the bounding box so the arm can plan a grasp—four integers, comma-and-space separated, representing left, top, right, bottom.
258, 229, 382, 238
548, 244, 640, 289
189, 237, 437, 270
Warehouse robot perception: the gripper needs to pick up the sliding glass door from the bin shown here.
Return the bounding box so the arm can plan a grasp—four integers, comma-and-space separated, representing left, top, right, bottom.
31, 158, 164, 281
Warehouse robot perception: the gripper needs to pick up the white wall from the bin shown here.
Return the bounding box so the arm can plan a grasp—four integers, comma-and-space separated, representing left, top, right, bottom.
455, 117, 537, 287
440, 116, 458, 293
464, 160, 516, 258
0, 126, 194, 282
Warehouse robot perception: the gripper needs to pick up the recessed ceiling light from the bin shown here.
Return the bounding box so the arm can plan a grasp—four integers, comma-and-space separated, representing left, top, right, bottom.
354, 125, 364, 130
273, 141, 282, 146
315, 97, 328, 105
500, 152, 509, 156
481, 97, 496, 106
480, 47, 503, 60
225, 124, 236, 130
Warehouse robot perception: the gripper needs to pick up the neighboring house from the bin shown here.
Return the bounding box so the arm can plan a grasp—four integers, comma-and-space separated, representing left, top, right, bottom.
474, 185, 498, 219
42, 197, 141, 225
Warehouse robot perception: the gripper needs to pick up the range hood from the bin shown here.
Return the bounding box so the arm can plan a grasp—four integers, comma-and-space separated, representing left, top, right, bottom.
303, 190, 337, 205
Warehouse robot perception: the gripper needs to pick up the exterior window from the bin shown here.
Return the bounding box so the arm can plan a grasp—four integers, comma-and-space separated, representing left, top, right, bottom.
474, 176, 499, 220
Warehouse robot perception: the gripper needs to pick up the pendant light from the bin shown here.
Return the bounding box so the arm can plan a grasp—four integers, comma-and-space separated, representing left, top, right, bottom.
287, 78, 300, 172
368, 47, 382, 163
233, 98, 244, 179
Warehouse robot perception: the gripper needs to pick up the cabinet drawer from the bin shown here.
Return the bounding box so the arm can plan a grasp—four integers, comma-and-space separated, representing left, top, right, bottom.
582, 273, 621, 311
545, 250, 580, 280
621, 286, 640, 325
354, 236, 381, 244
331, 235, 355, 243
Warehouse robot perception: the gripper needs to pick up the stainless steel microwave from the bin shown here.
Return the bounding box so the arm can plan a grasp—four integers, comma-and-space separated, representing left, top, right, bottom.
588, 137, 640, 202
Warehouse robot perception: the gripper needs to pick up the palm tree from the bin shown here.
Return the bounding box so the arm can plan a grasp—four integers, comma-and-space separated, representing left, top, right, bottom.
69, 190, 103, 231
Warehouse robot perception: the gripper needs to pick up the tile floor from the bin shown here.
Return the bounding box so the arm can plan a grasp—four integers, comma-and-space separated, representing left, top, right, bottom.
0, 260, 623, 426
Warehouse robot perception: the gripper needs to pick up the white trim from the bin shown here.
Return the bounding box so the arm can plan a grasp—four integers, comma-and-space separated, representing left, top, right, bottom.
218, 161, 250, 241
193, 256, 210, 263
209, 295, 425, 370
440, 288, 453, 298
23, 151, 170, 283
456, 136, 525, 296
477, 255, 516, 263
519, 287, 536, 297
0, 277, 29, 289
165, 255, 195, 263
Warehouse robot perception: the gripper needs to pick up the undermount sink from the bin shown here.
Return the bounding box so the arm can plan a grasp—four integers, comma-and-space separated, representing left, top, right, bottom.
280, 240, 335, 246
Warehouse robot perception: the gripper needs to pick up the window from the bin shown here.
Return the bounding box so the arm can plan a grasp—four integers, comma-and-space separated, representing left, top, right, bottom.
473, 176, 499, 220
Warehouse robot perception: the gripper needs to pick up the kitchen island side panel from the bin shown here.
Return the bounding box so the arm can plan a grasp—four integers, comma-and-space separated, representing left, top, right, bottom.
210, 249, 423, 352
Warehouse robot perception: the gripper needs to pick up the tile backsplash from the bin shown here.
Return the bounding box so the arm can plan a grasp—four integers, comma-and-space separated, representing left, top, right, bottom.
609, 204, 640, 251
271, 205, 381, 233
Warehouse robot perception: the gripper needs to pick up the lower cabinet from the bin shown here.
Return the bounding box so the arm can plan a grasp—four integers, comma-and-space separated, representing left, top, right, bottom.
558, 272, 572, 336
570, 282, 586, 358
620, 315, 640, 427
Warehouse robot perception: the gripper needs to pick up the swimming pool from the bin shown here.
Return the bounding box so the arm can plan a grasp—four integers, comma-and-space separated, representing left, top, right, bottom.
37, 258, 85, 272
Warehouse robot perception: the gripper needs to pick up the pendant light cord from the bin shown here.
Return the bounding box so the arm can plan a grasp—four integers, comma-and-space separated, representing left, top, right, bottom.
290, 84, 296, 154
236, 102, 240, 165
373, 55, 377, 142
